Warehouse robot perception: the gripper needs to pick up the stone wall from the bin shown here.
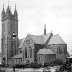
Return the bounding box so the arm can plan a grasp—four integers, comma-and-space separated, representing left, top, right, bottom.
47, 44, 67, 61
37, 54, 56, 65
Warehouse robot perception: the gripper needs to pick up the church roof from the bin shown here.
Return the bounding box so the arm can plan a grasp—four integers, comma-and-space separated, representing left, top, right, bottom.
20, 33, 66, 46
29, 34, 44, 44
12, 53, 22, 58
42, 33, 52, 43
28, 33, 51, 44
18, 38, 25, 48
37, 48, 55, 54
48, 34, 66, 45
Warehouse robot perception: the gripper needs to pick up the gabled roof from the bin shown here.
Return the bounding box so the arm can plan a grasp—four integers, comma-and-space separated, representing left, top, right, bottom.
29, 34, 44, 44
28, 33, 52, 44
18, 38, 25, 48
12, 53, 22, 59
37, 48, 55, 54
19, 33, 66, 46
48, 34, 66, 45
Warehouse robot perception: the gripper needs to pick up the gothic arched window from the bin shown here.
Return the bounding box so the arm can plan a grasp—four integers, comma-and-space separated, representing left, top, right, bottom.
25, 48, 27, 58
29, 46, 32, 58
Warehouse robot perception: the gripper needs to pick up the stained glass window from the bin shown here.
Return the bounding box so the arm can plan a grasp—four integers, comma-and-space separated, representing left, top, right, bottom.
25, 48, 27, 58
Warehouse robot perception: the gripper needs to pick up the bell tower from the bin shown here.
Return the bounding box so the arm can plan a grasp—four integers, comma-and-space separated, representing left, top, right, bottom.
1, 3, 18, 65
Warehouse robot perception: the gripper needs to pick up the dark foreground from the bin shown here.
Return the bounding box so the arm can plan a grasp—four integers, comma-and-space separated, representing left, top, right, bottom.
0, 65, 72, 72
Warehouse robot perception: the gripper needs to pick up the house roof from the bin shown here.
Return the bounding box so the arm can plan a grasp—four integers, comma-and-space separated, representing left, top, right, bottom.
28, 33, 52, 44
48, 34, 66, 45
37, 48, 55, 54
18, 38, 25, 48
12, 53, 22, 58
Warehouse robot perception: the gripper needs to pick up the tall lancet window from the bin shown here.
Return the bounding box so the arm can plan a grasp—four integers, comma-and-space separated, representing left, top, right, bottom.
25, 48, 27, 58
29, 46, 32, 58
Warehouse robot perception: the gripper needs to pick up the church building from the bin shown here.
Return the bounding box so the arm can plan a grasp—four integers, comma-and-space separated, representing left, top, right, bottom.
21, 27, 68, 65
1, 3, 69, 65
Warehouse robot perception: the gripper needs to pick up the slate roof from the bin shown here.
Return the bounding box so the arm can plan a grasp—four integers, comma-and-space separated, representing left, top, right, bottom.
12, 53, 22, 58
37, 48, 55, 54
29, 34, 44, 44
28, 33, 51, 44
48, 34, 66, 45
18, 38, 25, 48
42, 33, 51, 43
19, 33, 66, 47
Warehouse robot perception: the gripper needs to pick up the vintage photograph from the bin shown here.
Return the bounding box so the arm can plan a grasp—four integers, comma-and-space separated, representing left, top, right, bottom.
0, 0, 72, 72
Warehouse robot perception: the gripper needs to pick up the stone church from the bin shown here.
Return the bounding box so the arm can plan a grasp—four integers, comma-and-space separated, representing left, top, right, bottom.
1, 4, 69, 65
21, 31, 67, 65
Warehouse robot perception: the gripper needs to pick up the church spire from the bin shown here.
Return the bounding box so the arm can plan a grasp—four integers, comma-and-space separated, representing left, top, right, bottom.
7, 0, 9, 11
1, 4, 5, 20
6, 1, 12, 16
44, 24, 46, 35
14, 4, 18, 19
3, 4, 4, 9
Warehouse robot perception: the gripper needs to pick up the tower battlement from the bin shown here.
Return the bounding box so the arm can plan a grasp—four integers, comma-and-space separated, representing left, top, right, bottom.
1, 4, 18, 21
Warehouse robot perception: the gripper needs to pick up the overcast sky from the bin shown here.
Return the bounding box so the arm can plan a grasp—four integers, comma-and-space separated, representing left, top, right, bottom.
0, 0, 72, 54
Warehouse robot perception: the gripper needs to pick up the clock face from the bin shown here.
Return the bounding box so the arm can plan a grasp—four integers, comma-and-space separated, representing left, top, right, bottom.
12, 32, 16, 39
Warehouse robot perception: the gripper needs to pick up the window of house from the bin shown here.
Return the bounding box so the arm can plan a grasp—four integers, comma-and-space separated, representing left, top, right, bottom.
25, 48, 27, 58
